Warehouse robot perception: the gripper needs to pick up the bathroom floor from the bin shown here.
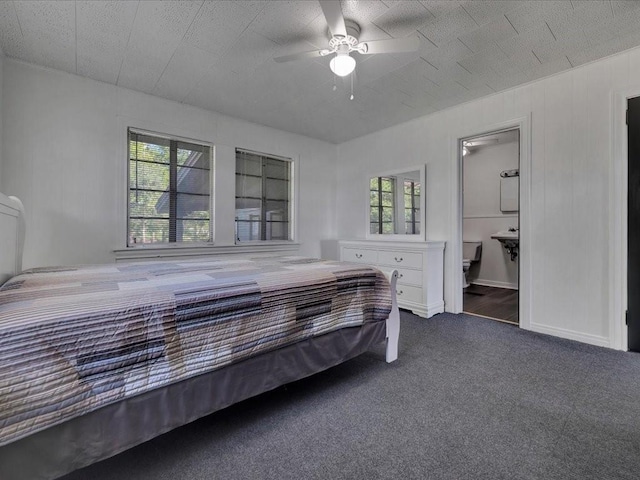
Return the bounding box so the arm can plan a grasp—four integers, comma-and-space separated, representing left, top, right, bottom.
463, 284, 518, 325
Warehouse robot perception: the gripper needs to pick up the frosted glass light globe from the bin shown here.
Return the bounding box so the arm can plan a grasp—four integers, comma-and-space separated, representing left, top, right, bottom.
330, 54, 356, 77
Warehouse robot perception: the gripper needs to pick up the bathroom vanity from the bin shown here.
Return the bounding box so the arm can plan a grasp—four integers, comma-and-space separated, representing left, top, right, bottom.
339, 240, 445, 318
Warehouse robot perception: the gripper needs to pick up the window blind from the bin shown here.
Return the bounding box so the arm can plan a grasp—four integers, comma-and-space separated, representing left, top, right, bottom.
235, 149, 291, 242
128, 129, 212, 245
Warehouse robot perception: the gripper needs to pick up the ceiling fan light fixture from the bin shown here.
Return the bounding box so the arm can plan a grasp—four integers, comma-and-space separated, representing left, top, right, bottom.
330, 53, 356, 77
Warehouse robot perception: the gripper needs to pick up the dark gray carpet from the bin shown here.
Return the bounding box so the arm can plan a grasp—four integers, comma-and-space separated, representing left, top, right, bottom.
62, 312, 640, 480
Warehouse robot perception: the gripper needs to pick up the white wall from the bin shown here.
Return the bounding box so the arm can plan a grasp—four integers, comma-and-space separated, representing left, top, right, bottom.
463, 140, 519, 289
0, 59, 337, 268
337, 45, 640, 349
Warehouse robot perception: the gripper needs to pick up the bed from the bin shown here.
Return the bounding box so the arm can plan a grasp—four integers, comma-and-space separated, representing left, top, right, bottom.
0, 192, 400, 480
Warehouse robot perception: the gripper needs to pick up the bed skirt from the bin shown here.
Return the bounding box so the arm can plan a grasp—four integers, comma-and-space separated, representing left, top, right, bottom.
0, 321, 386, 480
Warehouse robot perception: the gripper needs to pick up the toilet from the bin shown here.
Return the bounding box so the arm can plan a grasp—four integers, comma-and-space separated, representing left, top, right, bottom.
462, 241, 482, 288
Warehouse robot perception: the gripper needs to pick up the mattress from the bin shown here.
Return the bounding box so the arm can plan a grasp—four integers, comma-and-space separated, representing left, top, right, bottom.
0, 255, 391, 446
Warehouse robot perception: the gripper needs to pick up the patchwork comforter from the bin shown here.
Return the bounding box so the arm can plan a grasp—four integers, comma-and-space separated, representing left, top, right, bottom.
0, 256, 391, 446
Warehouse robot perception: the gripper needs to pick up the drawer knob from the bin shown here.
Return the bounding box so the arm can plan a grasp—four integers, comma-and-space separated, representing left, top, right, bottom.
355, 253, 363, 259
394, 257, 403, 263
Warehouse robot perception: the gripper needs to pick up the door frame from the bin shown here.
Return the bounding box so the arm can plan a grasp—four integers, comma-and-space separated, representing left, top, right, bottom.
610, 87, 640, 351
449, 115, 532, 331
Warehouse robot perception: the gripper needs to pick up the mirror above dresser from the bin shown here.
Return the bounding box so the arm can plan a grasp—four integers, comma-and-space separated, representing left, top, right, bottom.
367, 165, 426, 241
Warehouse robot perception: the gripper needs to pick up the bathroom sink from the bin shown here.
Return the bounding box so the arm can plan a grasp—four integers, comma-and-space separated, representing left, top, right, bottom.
491, 230, 518, 261
490, 230, 519, 241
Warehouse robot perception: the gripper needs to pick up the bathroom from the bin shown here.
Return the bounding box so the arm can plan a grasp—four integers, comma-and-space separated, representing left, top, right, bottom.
462, 129, 519, 324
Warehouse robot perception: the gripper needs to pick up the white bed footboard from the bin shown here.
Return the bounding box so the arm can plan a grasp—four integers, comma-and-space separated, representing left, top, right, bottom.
381, 269, 400, 363
0, 193, 25, 286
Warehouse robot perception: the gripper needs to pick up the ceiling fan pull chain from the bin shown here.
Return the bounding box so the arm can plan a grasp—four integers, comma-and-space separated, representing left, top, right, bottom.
350, 73, 354, 100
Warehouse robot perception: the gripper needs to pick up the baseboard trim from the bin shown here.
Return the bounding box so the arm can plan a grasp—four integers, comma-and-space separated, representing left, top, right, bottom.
471, 279, 518, 290
526, 322, 610, 348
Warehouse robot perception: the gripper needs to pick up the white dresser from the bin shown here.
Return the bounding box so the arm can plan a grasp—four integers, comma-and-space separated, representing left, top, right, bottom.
339, 240, 445, 318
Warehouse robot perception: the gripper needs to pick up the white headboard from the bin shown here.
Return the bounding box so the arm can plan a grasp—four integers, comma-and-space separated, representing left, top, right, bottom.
0, 193, 25, 285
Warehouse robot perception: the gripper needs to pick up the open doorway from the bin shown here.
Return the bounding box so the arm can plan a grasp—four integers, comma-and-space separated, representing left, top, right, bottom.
461, 129, 520, 325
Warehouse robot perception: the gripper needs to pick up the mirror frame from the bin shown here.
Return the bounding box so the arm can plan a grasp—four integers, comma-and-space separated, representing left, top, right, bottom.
365, 164, 426, 242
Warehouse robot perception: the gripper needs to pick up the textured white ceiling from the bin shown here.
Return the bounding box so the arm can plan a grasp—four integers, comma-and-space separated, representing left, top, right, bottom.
1, 0, 640, 143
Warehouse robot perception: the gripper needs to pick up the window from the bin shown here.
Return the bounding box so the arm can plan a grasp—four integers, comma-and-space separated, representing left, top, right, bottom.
128, 129, 212, 245
403, 180, 421, 234
235, 149, 292, 242
370, 176, 395, 234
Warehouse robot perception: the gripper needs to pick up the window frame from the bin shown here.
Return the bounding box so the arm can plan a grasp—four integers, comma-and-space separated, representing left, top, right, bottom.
403, 179, 421, 235
370, 176, 396, 235
234, 148, 296, 245
127, 127, 214, 248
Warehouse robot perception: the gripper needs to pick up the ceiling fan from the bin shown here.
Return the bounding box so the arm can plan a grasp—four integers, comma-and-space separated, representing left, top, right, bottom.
274, 0, 420, 77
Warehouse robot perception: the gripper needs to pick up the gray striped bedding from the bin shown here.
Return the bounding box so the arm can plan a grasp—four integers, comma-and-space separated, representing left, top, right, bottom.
0, 256, 391, 446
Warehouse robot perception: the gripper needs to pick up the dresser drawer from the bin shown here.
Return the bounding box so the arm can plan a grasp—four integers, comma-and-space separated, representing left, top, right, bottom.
396, 268, 423, 287
341, 247, 378, 264
394, 284, 423, 304
378, 250, 422, 268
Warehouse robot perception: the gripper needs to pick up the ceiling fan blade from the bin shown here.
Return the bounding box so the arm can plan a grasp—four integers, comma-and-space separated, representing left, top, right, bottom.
359, 36, 420, 55
319, 0, 347, 38
274, 49, 323, 63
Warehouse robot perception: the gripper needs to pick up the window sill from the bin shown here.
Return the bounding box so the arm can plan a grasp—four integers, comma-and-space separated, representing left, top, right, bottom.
114, 242, 301, 262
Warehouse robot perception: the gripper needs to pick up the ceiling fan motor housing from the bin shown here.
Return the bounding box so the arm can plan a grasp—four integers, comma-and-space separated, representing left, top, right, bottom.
274, 3, 419, 65
328, 19, 361, 51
